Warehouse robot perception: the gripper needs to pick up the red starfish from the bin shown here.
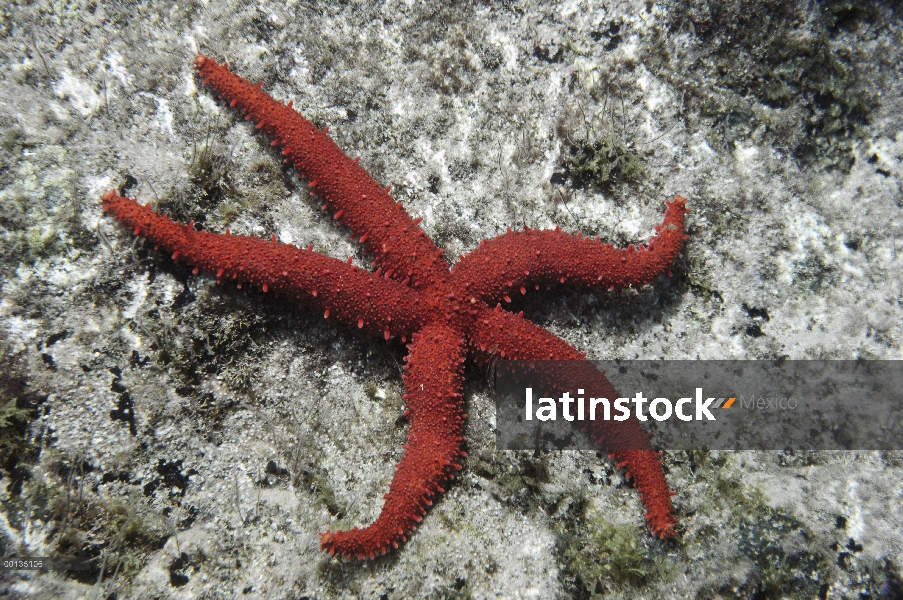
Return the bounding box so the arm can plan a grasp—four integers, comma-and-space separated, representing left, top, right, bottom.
101, 54, 688, 560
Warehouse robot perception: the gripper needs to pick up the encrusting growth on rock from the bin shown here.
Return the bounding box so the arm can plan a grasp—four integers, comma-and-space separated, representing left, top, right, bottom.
101, 54, 687, 559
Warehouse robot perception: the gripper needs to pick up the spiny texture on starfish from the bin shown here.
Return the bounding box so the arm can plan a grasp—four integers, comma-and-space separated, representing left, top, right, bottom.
101, 54, 688, 559
100, 191, 425, 342
450, 204, 688, 305
193, 54, 447, 291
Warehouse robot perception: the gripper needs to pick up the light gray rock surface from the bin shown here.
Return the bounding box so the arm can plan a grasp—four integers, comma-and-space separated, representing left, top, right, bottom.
1, 1, 901, 598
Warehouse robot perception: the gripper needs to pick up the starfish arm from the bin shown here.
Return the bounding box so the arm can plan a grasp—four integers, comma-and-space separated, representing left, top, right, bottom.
320, 322, 467, 559
450, 196, 688, 305
101, 192, 424, 341
193, 54, 449, 289
466, 305, 678, 538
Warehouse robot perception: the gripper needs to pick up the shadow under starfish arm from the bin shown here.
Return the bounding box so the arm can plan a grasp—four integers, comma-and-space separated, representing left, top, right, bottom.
100, 192, 427, 341
450, 196, 689, 306
320, 322, 468, 560
193, 54, 449, 290
467, 305, 678, 538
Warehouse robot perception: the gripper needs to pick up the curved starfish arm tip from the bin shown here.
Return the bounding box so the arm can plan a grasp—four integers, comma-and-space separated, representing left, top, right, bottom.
450, 195, 689, 304
318, 323, 467, 559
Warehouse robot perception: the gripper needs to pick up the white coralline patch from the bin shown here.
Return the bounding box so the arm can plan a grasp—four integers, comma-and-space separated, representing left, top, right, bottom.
638, 73, 669, 112
621, 38, 639, 59
85, 176, 113, 228
134, 92, 175, 134
44, 262, 76, 288
53, 68, 100, 117
196, 92, 220, 115
845, 480, 865, 542
783, 203, 831, 254
153, 96, 174, 135
105, 50, 133, 88
546, 71, 563, 104
327, 363, 347, 385
243, 43, 270, 62
3, 310, 40, 353
183, 68, 199, 98
734, 141, 758, 161
692, 137, 715, 156
122, 276, 148, 321
501, 40, 519, 72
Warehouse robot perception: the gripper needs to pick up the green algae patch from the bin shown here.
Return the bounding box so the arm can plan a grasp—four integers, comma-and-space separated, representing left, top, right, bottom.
562, 135, 646, 192
554, 493, 672, 596
693, 452, 833, 599
651, 0, 879, 172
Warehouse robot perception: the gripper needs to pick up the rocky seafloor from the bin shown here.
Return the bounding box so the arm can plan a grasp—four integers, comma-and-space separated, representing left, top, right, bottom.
1, 0, 902, 598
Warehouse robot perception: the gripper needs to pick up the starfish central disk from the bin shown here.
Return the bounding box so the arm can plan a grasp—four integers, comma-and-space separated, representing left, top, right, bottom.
101, 54, 688, 559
